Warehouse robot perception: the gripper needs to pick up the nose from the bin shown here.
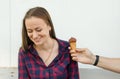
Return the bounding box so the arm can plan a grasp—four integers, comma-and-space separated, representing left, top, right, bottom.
32, 31, 38, 39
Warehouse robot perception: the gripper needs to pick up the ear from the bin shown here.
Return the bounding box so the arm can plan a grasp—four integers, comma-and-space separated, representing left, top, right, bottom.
48, 25, 52, 36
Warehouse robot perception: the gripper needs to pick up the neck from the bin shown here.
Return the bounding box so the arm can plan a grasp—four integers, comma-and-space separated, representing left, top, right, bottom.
34, 38, 54, 52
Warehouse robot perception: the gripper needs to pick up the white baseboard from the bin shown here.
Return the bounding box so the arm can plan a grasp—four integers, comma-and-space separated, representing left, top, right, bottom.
79, 68, 120, 79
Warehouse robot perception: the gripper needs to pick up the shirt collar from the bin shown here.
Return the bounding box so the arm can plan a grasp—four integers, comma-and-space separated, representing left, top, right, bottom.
28, 38, 70, 57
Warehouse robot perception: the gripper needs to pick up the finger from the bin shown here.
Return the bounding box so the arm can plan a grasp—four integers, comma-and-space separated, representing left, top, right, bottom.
69, 50, 76, 53
72, 57, 78, 61
71, 53, 78, 57
76, 48, 87, 52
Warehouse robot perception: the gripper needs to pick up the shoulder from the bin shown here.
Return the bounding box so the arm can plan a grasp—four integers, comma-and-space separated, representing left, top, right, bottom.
57, 38, 70, 47
18, 46, 30, 56
56, 38, 70, 53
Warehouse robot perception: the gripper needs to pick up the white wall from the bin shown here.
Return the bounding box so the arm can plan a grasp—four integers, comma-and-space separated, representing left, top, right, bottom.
0, 0, 10, 67
0, 0, 120, 68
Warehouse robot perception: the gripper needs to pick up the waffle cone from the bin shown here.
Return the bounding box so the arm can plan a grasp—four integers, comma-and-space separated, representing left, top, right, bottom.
70, 42, 76, 50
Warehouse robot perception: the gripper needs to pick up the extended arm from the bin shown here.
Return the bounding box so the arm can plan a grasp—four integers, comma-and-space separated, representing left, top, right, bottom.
70, 48, 120, 73
97, 56, 120, 73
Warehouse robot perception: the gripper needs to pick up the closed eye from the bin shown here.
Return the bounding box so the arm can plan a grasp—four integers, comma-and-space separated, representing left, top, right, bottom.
36, 28, 42, 32
27, 30, 32, 33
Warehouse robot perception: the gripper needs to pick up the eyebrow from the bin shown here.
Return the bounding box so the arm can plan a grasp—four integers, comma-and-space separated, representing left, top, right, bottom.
27, 27, 42, 30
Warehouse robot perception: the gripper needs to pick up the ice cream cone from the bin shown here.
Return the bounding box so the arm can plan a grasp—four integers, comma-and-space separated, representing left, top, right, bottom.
69, 37, 76, 50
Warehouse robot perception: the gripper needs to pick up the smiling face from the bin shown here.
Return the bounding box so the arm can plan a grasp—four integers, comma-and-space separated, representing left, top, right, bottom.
25, 17, 51, 46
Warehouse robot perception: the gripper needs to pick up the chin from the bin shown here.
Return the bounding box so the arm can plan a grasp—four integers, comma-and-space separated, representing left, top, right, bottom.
34, 42, 42, 46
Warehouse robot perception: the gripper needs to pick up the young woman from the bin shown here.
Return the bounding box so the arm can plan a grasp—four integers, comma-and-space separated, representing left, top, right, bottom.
18, 7, 80, 79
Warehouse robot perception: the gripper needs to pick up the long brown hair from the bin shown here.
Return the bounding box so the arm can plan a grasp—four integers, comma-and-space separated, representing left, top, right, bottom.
22, 7, 56, 51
